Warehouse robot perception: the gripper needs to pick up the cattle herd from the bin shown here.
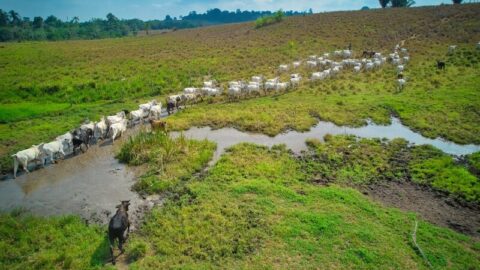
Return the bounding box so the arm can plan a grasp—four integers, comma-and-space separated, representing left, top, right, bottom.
10, 42, 478, 178
11, 100, 162, 178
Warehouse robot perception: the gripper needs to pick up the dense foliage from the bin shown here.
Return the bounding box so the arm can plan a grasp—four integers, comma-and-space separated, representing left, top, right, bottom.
0, 8, 309, 42
255, 10, 285, 28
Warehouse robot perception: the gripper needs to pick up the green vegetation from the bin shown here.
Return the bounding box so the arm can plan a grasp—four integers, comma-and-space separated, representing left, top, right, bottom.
117, 131, 216, 194
0, 102, 71, 123
255, 10, 284, 28
303, 135, 480, 202
1, 4, 480, 174
0, 211, 112, 269
467, 152, 480, 175
128, 143, 479, 269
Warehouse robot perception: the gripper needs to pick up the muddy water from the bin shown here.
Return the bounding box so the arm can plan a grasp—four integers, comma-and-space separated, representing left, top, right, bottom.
173, 117, 480, 164
0, 127, 157, 226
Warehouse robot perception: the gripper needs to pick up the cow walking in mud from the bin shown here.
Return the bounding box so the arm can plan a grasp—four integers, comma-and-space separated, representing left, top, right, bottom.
108, 200, 131, 265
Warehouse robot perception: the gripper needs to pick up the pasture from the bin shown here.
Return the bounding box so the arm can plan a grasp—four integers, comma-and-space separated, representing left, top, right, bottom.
0, 3, 479, 269
1, 4, 480, 173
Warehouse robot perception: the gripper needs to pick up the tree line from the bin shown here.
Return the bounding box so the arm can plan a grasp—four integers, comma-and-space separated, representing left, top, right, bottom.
0, 8, 311, 42
378, 0, 463, 8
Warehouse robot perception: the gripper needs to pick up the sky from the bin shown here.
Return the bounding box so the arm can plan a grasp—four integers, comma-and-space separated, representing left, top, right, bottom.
0, 0, 449, 21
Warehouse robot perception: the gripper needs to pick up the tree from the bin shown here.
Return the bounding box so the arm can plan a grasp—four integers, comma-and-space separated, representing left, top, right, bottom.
361, 6, 370, 10
45, 15, 61, 27
71, 16, 79, 24
106, 13, 118, 23
391, 0, 415, 7
0, 9, 8, 26
8, 10, 21, 25
452, 0, 462, 3
33, 16, 43, 28
379, 0, 390, 8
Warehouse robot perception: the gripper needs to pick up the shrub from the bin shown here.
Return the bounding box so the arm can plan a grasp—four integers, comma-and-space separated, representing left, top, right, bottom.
255, 10, 284, 29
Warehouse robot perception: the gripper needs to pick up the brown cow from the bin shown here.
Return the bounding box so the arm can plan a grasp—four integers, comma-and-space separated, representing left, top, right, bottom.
150, 119, 167, 134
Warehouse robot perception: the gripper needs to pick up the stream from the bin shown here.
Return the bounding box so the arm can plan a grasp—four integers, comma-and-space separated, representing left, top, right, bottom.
0, 116, 478, 224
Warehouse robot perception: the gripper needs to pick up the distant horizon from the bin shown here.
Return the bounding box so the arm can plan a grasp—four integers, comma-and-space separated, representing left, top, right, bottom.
0, 0, 451, 22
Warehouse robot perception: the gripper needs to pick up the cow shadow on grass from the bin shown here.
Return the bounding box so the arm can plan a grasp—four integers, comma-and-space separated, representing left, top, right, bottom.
90, 235, 114, 267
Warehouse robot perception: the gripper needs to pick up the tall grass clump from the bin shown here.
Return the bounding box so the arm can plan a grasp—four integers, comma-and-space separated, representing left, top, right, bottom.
117, 132, 216, 194
255, 10, 284, 28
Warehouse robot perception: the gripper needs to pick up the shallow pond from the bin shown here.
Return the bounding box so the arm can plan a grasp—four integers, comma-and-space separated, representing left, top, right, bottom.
173, 117, 480, 164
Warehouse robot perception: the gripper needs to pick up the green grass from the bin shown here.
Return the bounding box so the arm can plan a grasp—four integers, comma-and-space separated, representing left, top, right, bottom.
0, 102, 72, 123
0, 211, 112, 270
1, 4, 480, 173
303, 135, 480, 202
127, 143, 479, 269
117, 131, 216, 194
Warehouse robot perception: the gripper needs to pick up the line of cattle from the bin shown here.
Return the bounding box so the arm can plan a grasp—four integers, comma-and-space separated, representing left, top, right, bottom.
165, 45, 411, 109
10, 43, 479, 178
11, 100, 164, 178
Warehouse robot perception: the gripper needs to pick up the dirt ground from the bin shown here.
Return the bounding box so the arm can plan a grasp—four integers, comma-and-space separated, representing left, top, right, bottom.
361, 180, 480, 238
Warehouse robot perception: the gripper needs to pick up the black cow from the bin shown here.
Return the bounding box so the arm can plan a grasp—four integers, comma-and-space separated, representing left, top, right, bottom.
108, 200, 131, 265
437, 60, 446, 70
362, 50, 375, 58
167, 100, 175, 115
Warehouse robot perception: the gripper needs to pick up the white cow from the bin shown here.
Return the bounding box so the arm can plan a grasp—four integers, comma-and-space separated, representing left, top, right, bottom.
290, 74, 301, 87
306, 60, 317, 68
401, 48, 408, 54
323, 53, 330, 58
403, 56, 410, 63
107, 111, 126, 126
247, 83, 262, 95
477, 42, 480, 49
184, 87, 198, 94
251, 76, 263, 83
398, 78, 406, 90
353, 66, 361, 73
94, 117, 108, 140
311, 71, 328, 81
279, 64, 289, 72
342, 50, 352, 58
12, 144, 45, 178
365, 62, 375, 71
109, 119, 128, 142
139, 100, 157, 111
397, 65, 405, 73
275, 82, 289, 92
334, 50, 342, 57
203, 80, 216, 88
55, 132, 73, 153
292, 61, 302, 69
40, 140, 67, 164
228, 86, 242, 97
130, 108, 149, 124
149, 104, 162, 120
308, 55, 318, 61
448, 45, 457, 54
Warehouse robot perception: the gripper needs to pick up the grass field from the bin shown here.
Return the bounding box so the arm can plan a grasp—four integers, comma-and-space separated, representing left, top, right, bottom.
0, 211, 113, 269
127, 143, 479, 269
117, 132, 216, 194
1, 4, 480, 173
303, 135, 480, 202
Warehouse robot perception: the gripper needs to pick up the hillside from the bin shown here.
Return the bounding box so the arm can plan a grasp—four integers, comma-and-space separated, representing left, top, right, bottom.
0, 4, 480, 269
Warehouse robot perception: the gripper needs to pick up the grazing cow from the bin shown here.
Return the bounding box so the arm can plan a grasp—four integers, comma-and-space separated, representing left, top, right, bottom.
108, 200, 131, 265
40, 140, 68, 164
150, 119, 167, 134
403, 56, 410, 63
323, 53, 330, 58
149, 104, 162, 120
203, 80, 216, 88
109, 119, 127, 142
353, 66, 361, 73
94, 117, 108, 140
12, 144, 45, 178
342, 49, 352, 58
334, 50, 342, 57
308, 55, 317, 61
437, 60, 446, 70
365, 62, 375, 71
